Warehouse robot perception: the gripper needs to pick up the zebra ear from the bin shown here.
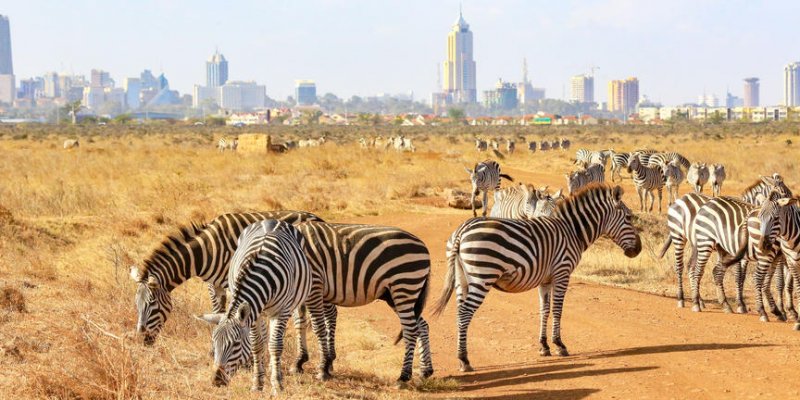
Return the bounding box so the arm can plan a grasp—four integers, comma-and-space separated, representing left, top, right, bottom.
235, 303, 252, 327
196, 313, 224, 325
553, 189, 563, 198
778, 198, 797, 207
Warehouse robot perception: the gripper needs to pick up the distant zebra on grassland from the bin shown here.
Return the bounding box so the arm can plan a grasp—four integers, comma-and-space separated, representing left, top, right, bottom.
646, 152, 691, 170
198, 220, 312, 394
218, 137, 238, 151
559, 138, 571, 151
490, 184, 563, 219
432, 185, 641, 371
687, 163, 710, 193
506, 139, 516, 155
575, 149, 610, 167
475, 138, 488, 152
540, 141, 551, 151
628, 154, 665, 213
609, 151, 630, 182
566, 164, 604, 194
465, 160, 514, 217
663, 160, 685, 205
528, 141, 537, 153
709, 164, 726, 197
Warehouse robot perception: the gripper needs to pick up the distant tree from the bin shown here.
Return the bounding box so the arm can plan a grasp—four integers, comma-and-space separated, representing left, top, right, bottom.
205, 116, 227, 126
707, 111, 724, 125
447, 108, 465, 123
113, 113, 133, 124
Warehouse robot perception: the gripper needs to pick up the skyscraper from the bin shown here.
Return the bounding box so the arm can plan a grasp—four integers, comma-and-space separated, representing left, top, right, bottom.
570, 74, 594, 103
206, 50, 228, 88
295, 80, 317, 106
608, 77, 639, 116
743, 77, 759, 107
784, 62, 800, 107
0, 15, 14, 105
442, 8, 477, 104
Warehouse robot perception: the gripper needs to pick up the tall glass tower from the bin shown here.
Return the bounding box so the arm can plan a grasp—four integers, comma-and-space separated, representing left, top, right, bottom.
442, 9, 477, 103
0, 15, 12, 75
206, 50, 228, 88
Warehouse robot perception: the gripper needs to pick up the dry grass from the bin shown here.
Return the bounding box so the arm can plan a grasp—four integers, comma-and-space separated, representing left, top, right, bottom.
0, 123, 797, 398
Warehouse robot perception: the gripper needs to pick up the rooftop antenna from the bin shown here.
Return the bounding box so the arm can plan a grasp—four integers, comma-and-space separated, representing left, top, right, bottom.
436, 63, 441, 90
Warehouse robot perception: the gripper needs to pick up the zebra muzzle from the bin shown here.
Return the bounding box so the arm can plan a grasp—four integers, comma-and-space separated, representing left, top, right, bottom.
212, 365, 230, 387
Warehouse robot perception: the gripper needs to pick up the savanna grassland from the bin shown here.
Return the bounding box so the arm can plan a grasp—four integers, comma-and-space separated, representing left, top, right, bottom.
1, 122, 799, 399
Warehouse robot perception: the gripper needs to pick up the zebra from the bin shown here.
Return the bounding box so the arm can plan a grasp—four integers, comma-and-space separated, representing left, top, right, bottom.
490, 139, 500, 151
658, 192, 711, 308
709, 164, 726, 197
475, 138, 488, 152
663, 160, 685, 205
465, 160, 514, 217
291, 222, 433, 386
559, 138, 571, 151
645, 152, 691, 171
431, 184, 641, 371
490, 184, 562, 219
130, 210, 323, 346
609, 151, 630, 182
566, 164, 604, 195
631, 149, 660, 166
506, 139, 516, 155
628, 154, 665, 213
686, 163, 710, 193
528, 141, 537, 153
396, 136, 416, 152
540, 141, 551, 151
198, 220, 312, 394
741, 173, 792, 205
298, 136, 326, 148
550, 140, 560, 151
218, 137, 238, 151
358, 137, 369, 149
63, 138, 80, 149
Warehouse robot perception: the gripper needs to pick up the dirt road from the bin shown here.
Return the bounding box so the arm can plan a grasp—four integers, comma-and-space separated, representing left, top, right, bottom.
337, 212, 800, 400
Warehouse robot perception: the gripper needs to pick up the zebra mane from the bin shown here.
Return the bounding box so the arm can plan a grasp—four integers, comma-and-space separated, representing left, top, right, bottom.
140, 221, 208, 279
556, 183, 616, 215
742, 179, 769, 195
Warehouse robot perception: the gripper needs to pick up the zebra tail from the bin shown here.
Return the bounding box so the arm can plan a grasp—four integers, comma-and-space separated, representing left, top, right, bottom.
657, 237, 672, 259
393, 276, 429, 345
499, 173, 514, 182
431, 239, 461, 318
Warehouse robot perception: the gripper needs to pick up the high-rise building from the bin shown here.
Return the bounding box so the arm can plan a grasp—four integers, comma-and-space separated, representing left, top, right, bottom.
784, 62, 800, 107
570, 74, 594, 103
697, 93, 719, 107
91, 69, 113, 88
206, 50, 228, 88
43, 72, 60, 98
219, 81, 265, 111
295, 80, 317, 106
725, 91, 744, 108
743, 77, 759, 107
483, 79, 517, 110
123, 77, 141, 109
608, 77, 639, 116
442, 8, 477, 103
0, 15, 12, 75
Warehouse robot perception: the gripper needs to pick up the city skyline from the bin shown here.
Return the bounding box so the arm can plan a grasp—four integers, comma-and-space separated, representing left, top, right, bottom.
3, 1, 800, 106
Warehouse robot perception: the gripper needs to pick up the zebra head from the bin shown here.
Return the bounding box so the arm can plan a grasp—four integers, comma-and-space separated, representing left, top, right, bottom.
601, 186, 642, 258
756, 192, 798, 251
761, 174, 793, 198
130, 267, 172, 346
626, 153, 642, 173
198, 303, 254, 387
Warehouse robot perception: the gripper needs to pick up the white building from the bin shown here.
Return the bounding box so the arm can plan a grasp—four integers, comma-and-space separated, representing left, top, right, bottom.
0, 73, 13, 104
784, 62, 800, 107
570, 74, 594, 103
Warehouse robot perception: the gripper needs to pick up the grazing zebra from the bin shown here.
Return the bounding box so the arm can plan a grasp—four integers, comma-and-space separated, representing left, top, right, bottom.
475, 138, 488, 152
609, 151, 630, 182
218, 137, 238, 151
540, 141, 551, 151
63, 138, 80, 149
566, 164, 605, 195
395, 136, 416, 152
299, 136, 326, 148
292, 222, 433, 385
686, 163, 710, 193
284, 140, 298, 150
628, 154, 665, 213
373, 136, 383, 149
710, 164, 726, 197
506, 139, 516, 155
559, 138, 571, 151
741, 173, 792, 205
130, 210, 323, 346
528, 141, 537, 153
198, 220, 312, 394
663, 160, 685, 205
575, 149, 610, 167
658, 192, 710, 307
431, 185, 641, 370
645, 152, 691, 170
465, 160, 514, 217
490, 184, 562, 219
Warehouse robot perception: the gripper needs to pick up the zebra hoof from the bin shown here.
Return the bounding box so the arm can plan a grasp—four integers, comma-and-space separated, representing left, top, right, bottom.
677, 300, 684, 308
418, 368, 434, 379
459, 363, 473, 372
316, 371, 331, 381
788, 311, 799, 321
250, 385, 264, 392
395, 379, 410, 390
722, 305, 733, 314
691, 305, 701, 312
539, 348, 551, 357
759, 315, 769, 323
793, 323, 800, 331
737, 306, 748, 314
555, 347, 570, 357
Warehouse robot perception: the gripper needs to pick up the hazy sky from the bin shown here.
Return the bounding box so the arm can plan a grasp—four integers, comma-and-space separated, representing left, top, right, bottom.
4, 0, 800, 105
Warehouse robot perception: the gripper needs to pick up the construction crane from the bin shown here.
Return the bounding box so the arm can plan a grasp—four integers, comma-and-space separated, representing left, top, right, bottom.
589, 65, 600, 77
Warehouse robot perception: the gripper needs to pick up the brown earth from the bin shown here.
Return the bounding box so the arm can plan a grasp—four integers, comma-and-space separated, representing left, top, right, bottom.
334, 212, 800, 400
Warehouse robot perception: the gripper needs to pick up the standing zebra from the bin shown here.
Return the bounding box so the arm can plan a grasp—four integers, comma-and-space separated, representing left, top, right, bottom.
559, 138, 571, 151
566, 164, 605, 195
218, 137, 238, 151
506, 139, 516, 155
709, 164, 726, 197
686, 163, 710, 193
130, 210, 323, 346
528, 141, 537, 153
609, 151, 630, 182
490, 184, 562, 219
540, 141, 551, 151
574, 149, 609, 166
627, 154, 665, 213
465, 160, 514, 217
475, 138, 488, 152
645, 152, 691, 171
663, 160, 685, 205
741, 173, 792, 205
631, 149, 660, 166
292, 222, 433, 386
432, 185, 641, 370
198, 220, 312, 394
658, 192, 710, 307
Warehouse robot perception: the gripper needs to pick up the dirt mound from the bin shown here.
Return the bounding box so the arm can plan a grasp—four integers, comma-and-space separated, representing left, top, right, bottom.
0, 286, 26, 313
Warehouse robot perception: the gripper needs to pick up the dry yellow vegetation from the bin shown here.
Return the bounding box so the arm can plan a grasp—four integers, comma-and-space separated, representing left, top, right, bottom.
0, 123, 797, 398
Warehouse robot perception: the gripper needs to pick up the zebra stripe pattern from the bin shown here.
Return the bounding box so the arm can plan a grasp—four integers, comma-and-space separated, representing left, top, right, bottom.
198, 220, 311, 394
566, 164, 604, 194
292, 222, 433, 385
627, 154, 665, 213
218, 137, 238, 151
466, 160, 514, 217
645, 152, 691, 170
709, 164, 726, 197
610, 151, 630, 182
431, 185, 641, 371
130, 210, 323, 346
659, 192, 710, 307
741, 174, 793, 205
663, 160, 685, 205
575, 149, 610, 167
686, 163, 710, 193
490, 184, 563, 219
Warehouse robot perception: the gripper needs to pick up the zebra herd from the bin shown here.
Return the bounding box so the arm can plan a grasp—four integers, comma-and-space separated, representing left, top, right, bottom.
359, 135, 416, 152
473, 137, 571, 154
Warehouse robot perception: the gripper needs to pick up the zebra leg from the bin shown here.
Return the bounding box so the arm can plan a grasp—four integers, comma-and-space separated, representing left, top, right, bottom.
775, 261, 786, 318
471, 189, 478, 217
550, 273, 572, 356
323, 303, 338, 374
637, 187, 645, 212
538, 283, 552, 356
734, 260, 748, 314
482, 191, 489, 217
250, 317, 268, 392
764, 261, 786, 321
304, 297, 332, 380
789, 262, 800, 330
786, 266, 798, 321
657, 188, 663, 214
267, 312, 291, 396
416, 317, 434, 378
754, 258, 772, 322
392, 298, 419, 386
290, 305, 309, 374
712, 261, 732, 313
673, 237, 686, 308
456, 278, 493, 372
691, 245, 712, 312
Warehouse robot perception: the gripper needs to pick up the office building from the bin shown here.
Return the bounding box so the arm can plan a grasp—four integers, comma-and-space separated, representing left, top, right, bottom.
725, 92, 743, 108
570, 74, 594, 103
697, 93, 719, 107
442, 8, 477, 103
295, 80, 317, 106
43, 72, 60, 98
608, 77, 639, 116
784, 62, 800, 107
206, 50, 228, 87
743, 77, 759, 107
0, 15, 12, 75
123, 77, 141, 109
483, 79, 517, 110
91, 69, 113, 88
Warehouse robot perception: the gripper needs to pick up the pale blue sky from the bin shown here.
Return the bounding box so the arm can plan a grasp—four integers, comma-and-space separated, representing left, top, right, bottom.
4, 0, 800, 105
